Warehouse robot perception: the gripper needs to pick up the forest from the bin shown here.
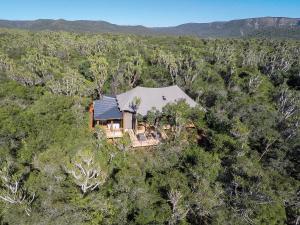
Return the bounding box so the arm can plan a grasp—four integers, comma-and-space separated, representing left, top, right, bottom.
0, 28, 299, 225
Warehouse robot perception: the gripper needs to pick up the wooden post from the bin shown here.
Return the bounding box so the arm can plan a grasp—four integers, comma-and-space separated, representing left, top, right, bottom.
122, 112, 124, 132
122, 112, 123, 128
89, 103, 94, 130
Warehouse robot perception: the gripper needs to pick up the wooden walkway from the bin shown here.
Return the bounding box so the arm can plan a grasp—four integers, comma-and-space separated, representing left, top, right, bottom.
127, 130, 160, 148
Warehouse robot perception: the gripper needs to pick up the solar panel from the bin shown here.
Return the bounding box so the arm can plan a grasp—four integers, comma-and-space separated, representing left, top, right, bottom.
94, 96, 122, 120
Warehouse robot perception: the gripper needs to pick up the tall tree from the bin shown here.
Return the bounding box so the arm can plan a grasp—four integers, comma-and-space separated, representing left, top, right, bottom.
124, 53, 143, 88
88, 55, 109, 98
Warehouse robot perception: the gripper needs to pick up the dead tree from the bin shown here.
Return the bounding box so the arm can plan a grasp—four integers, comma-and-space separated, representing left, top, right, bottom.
167, 189, 189, 225
258, 138, 278, 162
66, 149, 107, 194
248, 76, 262, 94
278, 88, 299, 122
0, 167, 35, 216
0, 54, 12, 72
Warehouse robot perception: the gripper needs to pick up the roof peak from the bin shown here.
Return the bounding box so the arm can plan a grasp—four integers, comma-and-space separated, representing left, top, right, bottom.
94, 95, 116, 101
134, 85, 179, 89
116, 84, 196, 116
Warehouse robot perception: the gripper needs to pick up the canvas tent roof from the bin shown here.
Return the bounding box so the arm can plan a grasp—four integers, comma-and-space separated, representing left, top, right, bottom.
93, 96, 122, 120
116, 85, 197, 116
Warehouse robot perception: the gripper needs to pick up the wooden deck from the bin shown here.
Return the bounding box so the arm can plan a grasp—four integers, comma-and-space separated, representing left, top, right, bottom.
127, 130, 160, 148
105, 128, 123, 138
100, 124, 167, 147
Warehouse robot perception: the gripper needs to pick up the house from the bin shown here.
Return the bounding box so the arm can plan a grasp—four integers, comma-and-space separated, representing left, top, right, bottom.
89, 85, 197, 145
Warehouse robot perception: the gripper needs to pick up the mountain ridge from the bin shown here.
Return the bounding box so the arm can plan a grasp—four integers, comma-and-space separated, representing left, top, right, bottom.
0, 17, 300, 38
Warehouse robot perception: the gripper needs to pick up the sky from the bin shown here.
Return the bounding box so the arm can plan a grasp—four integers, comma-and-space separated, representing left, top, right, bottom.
0, 0, 299, 27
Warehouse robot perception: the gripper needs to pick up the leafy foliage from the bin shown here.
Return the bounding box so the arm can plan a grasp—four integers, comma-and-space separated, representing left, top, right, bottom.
0, 29, 299, 225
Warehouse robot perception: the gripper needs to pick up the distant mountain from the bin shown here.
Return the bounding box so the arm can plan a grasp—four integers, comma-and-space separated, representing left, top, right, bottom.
0, 17, 300, 39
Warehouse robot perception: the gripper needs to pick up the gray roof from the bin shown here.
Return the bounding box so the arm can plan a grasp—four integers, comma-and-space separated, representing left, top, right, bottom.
94, 96, 122, 120
116, 85, 197, 116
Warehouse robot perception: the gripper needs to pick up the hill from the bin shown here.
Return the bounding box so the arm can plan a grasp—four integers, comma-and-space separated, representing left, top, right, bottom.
0, 17, 300, 38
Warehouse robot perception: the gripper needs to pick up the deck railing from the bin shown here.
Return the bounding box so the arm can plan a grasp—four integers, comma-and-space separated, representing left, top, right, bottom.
105, 128, 124, 138
127, 129, 160, 148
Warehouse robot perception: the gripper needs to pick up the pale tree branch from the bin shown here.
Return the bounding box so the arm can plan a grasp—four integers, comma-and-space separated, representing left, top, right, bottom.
167, 189, 189, 225
0, 167, 35, 216
66, 149, 107, 194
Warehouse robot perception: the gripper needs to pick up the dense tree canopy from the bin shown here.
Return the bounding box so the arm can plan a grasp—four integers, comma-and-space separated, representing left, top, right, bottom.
0, 28, 299, 225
